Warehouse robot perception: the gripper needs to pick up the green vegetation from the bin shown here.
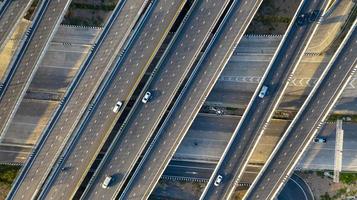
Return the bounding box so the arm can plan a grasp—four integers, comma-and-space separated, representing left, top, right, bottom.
320, 192, 332, 200
69, 2, 116, 11
340, 172, 357, 184
24, 0, 40, 20
0, 165, 20, 185
0, 165, 21, 199
316, 171, 325, 178
327, 114, 357, 123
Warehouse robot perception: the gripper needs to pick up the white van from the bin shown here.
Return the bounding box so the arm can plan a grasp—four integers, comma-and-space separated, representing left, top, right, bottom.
102, 176, 112, 188
258, 85, 268, 98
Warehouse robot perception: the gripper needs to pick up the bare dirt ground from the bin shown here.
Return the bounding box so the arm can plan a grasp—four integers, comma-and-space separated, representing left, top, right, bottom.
246, 0, 301, 34
299, 171, 357, 200
150, 179, 205, 200
62, 0, 120, 27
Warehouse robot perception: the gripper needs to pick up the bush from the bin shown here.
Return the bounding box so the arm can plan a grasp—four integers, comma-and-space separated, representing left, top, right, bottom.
340, 173, 357, 184
0, 165, 20, 185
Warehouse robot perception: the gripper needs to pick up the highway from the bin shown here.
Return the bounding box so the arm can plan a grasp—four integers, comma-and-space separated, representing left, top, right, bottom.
0, 0, 72, 138
0, 0, 34, 52
244, 20, 357, 200
119, 0, 264, 199
200, 0, 332, 199
6, 1, 151, 199
81, 0, 233, 199
38, 0, 187, 199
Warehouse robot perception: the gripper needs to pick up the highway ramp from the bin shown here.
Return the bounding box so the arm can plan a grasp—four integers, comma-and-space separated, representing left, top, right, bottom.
200, 0, 332, 199
38, 0, 186, 199
81, 0, 233, 199
6, 0, 150, 199
118, 0, 263, 199
245, 19, 357, 200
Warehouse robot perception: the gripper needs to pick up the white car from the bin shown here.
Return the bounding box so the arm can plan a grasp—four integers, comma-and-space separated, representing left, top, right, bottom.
112, 101, 123, 113
142, 91, 152, 103
214, 175, 223, 186
258, 85, 268, 98
102, 176, 112, 189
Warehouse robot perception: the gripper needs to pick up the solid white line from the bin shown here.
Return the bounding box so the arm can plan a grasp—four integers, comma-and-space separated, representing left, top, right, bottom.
289, 176, 308, 200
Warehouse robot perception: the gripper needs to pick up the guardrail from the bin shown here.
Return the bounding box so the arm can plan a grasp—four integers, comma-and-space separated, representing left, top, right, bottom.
0, 0, 11, 18
244, 19, 357, 199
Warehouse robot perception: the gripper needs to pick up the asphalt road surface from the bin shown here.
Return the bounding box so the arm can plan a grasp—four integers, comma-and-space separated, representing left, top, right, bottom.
200, 0, 331, 199
163, 161, 313, 200
278, 174, 313, 200
40, 1, 186, 199
0, 0, 33, 52
6, 0, 149, 199
0, 0, 72, 138
119, 0, 264, 199
81, 1, 232, 199
245, 20, 357, 200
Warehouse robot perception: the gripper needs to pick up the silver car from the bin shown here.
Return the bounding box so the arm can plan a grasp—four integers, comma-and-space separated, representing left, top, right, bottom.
142, 91, 152, 103
102, 176, 112, 189
258, 85, 268, 98
112, 101, 123, 113
214, 175, 223, 186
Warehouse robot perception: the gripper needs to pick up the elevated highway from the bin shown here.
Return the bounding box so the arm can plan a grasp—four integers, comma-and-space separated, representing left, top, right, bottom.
37, 0, 186, 199
6, 0, 150, 199
119, 0, 264, 199
0, 0, 72, 140
80, 0, 232, 199
245, 19, 357, 200
200, 0, 332, 199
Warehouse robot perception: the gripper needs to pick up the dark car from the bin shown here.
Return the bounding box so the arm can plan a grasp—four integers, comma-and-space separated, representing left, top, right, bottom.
313, 137, 327, 143
296, 14, 306, 26
309, 10, 319, 22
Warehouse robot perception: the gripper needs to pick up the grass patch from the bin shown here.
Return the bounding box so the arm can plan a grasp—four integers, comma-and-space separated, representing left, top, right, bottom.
0, 165, 21, 198
327, 114, 357, 123
340, 172, 357, 184
0, 165, 20, 185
